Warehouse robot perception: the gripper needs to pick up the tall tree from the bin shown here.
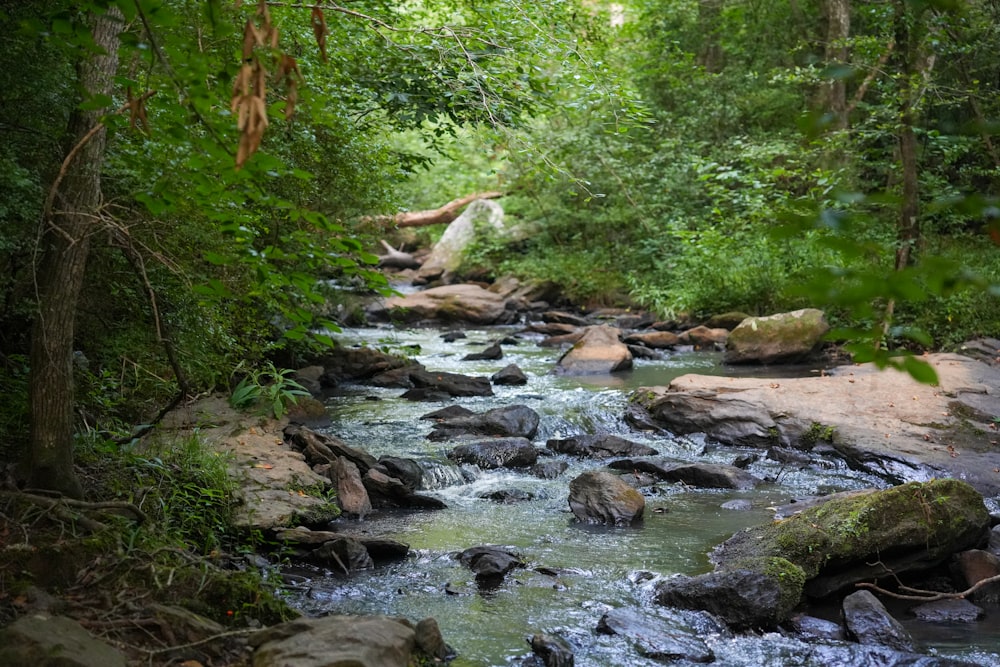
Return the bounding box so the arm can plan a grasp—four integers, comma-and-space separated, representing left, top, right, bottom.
28, 6, 122, 497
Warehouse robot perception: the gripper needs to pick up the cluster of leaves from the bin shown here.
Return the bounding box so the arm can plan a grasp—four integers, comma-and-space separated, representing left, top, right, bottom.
228, 361, 309, 419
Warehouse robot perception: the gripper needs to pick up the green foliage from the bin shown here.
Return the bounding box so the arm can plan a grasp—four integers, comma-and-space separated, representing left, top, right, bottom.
229, 361, 310, 420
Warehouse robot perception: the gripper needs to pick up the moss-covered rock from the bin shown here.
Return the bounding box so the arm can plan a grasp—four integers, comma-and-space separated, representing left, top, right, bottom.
712, 479, 989, 599
724, 308, 828, 364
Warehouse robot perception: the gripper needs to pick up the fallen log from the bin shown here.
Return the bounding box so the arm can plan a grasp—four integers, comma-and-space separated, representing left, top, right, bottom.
374, 191, 504, 228
377, 240, 421, 269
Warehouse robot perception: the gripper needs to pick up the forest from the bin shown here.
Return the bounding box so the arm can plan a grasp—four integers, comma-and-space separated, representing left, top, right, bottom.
2, 0, 1000, 664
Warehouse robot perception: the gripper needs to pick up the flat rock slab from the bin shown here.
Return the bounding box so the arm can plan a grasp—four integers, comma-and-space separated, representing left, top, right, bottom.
251, 615, 419, 667
157, 395, 336, 530
632, 353, 1000, 496
379, 284, 509, 324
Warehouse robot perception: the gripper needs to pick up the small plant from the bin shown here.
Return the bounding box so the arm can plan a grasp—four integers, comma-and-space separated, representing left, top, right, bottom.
229, 361, 310, 419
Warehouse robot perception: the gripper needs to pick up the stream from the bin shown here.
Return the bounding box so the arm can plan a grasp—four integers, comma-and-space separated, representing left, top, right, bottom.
286, 324, 1000, 666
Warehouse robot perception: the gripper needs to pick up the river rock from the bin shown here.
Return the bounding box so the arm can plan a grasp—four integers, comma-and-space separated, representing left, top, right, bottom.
542, 310, 590, 327
623, 330, 680, 348
376, 284, 511, 325
954, 549, 1000, 604
910, 599, 983, 623
408, 368, 494, 397
724, 308, 829, 364
531, 460, 568, 479
480, 488, 535, 503
539, 331, 586, 347
457, 545, 525, 581
546, 434, 658, 459
492, 363, 528, 385
313, 536, 374, 572
286, 425, 379, 473
654, 566, 801, 629
415, 617, 452, 661
630, 353, 1000, 495
369, 363, 424, 388
608, 457, 761, 489
251, 614, 429, 667
790, 614, 845, 640
596, 607, 714, 663
275, 528, 409, 561
527, 322, 579, 336
363, 467, 447, 509
555, 325, 633, 375
677, 325, 729, 347
567, 471, 645, 526
705, 311, 751, 330
528, 633, 575, 667
0, 613, 127, 667
318, 346, 413, 383
711, 480, 989, 601
843, 590, 916, 652
331, 456, 372, 517
463, 341, 503, 361
427, 404, 540, 441
447, 437, 539, 469
420, 405, 475, 420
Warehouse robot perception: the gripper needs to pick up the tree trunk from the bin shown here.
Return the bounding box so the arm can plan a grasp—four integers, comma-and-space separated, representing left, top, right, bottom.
821, 0, 850, 129
696, 0, 724, 73
370, 191, 504, 228
28, 8, 121, 498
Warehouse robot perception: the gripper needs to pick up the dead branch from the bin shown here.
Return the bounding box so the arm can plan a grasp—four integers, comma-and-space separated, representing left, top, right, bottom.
856, 572, 1000, 602
845, 41, 894, 118
376, 240, 421, 269
369, 191, 504, 228
1, 490, 148, 525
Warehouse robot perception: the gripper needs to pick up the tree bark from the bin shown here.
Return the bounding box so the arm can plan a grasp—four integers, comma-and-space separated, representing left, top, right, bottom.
821, 0, 850, 129
28, 8, 121, 498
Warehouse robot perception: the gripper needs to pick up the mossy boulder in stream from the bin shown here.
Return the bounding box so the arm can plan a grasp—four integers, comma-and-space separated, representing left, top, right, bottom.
656, 480, 988, 629
723, 308, 828, 364
713, 479, 989, 600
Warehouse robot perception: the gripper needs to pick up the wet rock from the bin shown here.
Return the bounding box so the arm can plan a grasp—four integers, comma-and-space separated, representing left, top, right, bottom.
988, 525, 1000, 556
732, 454, 759, 468
492, 363, 529, 386
705, 311, 752, 330
400, 387, 453, 401
910, 599, 983, 623
538, 331, 585, 348
721, 499, 753, 511
711, 481, 988, 602
441, 331, 467, 342
0, 614, 127, 667
724, 308, 829, 364
627, 344, 662, 360
954, 549, 1000, 605
678, 325, 729, 347
409, 368, 494, 397
480, 489, 535, 503
843, 590, 916, 652
447, 437, 539, 469
420, 405, 475, 420
318, 346, 413, 383
363, 467, 447, 509
529, 632, 575, 667
313, 536, 374, 572
790, 614, 844, 641
568, 471, 645, 526
415, 617, 452, 661
797, 642, 977, 666
543, 310, 590, 327
369, 364, 423, 388
331, 456, 372, 517
250, 615, 424, 667
654, 566, 802, 629
546, 434, 658, 459
530, 460, 568, 479
527, 322, 579, 337
378, 456, 423, 491
623, 330, 680, 348
457, 545, 526, 582
609, 457, 762, 489
463, 341, 503, 361
766, 446, 813, 465
428, 404, 540, 441
294, 365, 325, 396
286, 425, 379, 473
596, 607, 714, 663
555, 325, 632, 375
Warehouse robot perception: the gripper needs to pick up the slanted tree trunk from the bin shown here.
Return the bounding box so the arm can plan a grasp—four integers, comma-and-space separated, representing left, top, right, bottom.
28, 8, 121, 498
370, 191, 503, 228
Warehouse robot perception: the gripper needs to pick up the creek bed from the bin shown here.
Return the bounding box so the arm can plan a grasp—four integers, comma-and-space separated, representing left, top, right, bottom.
285, 325, 1000, 666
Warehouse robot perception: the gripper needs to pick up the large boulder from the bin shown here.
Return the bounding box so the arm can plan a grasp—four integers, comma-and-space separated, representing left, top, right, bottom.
555, 325, 632, 375
608, 457, 761, 490
842, 590, 916, 652
427, 405, 540, 441
251, 615, 436, 667
596, 607, 714, 663
629, 353, 1000, 496
724, 308, 829, 364
317, 346, 413, 383
416, 199, 506, 282
711, 480, 989, 600
377, 284, 510, 325
567, 471, 645, 526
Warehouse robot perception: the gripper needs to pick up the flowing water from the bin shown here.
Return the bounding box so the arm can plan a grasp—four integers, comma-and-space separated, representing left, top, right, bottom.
286, 324, 1000, 666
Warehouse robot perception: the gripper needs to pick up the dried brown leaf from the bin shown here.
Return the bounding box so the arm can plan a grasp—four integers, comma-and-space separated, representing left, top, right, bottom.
311, 7, 328, 62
